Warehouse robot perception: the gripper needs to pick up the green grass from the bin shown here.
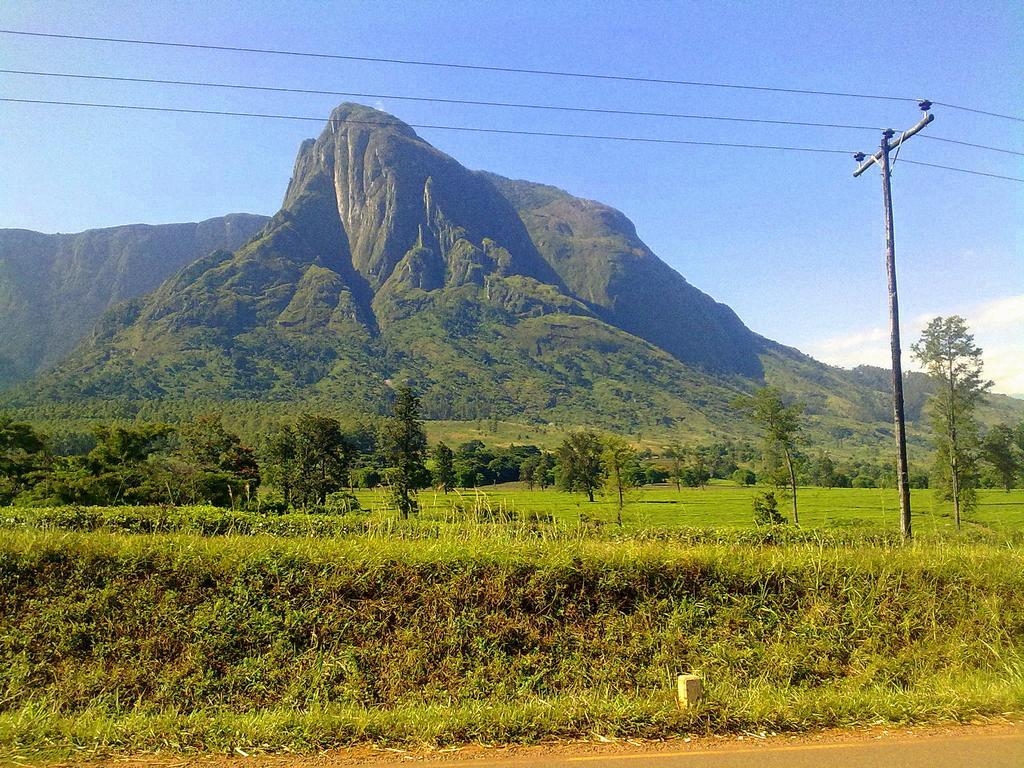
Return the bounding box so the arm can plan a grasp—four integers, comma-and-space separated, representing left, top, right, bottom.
0, 526, 1022, 760
6, 485, 1024, 544
358, 483, 1024, 536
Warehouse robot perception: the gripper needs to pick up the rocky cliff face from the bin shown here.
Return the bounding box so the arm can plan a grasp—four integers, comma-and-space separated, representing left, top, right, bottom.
0, 213, 268, 387
279, 104, 567, 316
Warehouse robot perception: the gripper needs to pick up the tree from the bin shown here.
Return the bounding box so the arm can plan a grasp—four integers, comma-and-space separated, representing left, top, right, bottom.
555, 430, 604, 502
380, 385, 430, 518
293, 415, 352, 508
263, 424, 298, 507
533, 452, 556, 489
264, 416, 351, 509
602, 435, 641, 525
809, 451, 837, 489
912, 316, 992, 528
980, 424, 1020, 492
82, 423, 175, 504
663, 442, 685, 492
736, 387, 803, 524
0, 414, 48, 503
177, 414, 260, 507
519, 454, 540, 489
432, 441, 456, 493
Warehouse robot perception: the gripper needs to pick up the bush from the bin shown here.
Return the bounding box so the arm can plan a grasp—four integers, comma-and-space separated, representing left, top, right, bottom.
732, 468, 756, 486
909, 472, 930, 489
255, 491, 289, 515
753, 491, 786, 525
350, 467, 381, 488
324, 491, 361, 514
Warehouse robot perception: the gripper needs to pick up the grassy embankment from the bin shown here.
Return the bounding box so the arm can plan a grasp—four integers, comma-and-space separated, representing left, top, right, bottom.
0, 493, 1019, 765
1, 491, 1023, 761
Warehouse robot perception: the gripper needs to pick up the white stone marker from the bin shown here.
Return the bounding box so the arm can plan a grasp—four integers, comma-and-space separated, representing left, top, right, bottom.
676, 674, 702, 708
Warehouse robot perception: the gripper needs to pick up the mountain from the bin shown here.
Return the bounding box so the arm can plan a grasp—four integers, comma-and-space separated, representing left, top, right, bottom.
8, 103, 1020, 437
0, 214, 269, 388
484, 174, 765, 378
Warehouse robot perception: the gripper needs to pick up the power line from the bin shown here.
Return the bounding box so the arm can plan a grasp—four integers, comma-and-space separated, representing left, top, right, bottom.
0, 97, 860, 154
898, 159, 1023, 182
930, 101, 1024, 122
0, 29, 918, 101
5, 97, 1020, 181
921, 135, 1024, 157
7, 27, 1020, 122
5, 68, 1020, 157
0, 68, 890, 132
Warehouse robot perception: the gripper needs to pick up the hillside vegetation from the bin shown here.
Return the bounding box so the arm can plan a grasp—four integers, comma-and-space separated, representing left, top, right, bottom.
4, 104, 1022, 445
0, 214, 268, 388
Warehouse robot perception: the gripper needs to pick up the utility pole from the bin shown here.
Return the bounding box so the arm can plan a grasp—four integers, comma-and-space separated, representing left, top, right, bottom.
853, 102, 934, 541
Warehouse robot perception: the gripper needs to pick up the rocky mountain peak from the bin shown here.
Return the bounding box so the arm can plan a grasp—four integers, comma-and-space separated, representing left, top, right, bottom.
279, 103, 562, 299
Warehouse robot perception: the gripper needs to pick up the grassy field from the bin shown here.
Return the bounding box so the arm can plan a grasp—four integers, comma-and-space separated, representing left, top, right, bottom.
1, 486, 1023, 761
360, 483, 1024, 537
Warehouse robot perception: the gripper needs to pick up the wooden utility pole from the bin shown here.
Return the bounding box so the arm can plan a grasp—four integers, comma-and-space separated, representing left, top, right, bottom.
853, 103, 934, 541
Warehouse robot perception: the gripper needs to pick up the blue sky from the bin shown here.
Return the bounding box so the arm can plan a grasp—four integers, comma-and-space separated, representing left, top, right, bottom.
1, 0, 1021, 392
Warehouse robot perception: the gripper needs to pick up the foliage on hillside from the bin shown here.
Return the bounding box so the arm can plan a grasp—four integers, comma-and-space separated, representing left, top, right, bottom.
0, 214, 268, 388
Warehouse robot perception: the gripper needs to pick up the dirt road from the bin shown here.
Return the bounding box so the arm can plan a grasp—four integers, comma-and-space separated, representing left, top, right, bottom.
38, 723, 1024, 768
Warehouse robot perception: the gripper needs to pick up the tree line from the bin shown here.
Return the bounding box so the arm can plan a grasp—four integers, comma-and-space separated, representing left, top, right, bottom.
4, 323, 1023, 521
735, 316, 1024, 529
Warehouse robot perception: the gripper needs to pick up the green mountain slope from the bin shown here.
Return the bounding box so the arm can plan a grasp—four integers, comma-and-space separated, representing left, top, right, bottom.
0, 213, 268, 388
485, 174, 765, 377
14, 105, 769, 428
8, 103, 1021, 440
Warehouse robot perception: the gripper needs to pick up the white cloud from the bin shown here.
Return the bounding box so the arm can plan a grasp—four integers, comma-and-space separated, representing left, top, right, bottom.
803, 294, 1024, 395
803, 327, 891, 369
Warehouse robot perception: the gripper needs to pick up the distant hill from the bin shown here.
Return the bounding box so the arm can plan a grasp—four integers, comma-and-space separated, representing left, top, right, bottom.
4, 104, 1021, 439
0, 214, 268, 388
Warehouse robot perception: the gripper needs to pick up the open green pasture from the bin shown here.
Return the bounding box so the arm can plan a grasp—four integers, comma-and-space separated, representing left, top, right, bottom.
3, 485, 1023, 544
358, 483, 1024, 537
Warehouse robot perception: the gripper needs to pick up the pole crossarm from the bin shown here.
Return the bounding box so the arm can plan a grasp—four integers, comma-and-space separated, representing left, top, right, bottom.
853, 112, 934, 176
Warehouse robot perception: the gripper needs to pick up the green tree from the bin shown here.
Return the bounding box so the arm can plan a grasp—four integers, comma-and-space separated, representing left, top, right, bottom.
912, 316, 992, 528
380, 385, 430, 518
533, 452, 556, 489
519, 454, 540, 489
87, 423, 175, 504
603, 435, 641, 525
980, 424, 1020, 492
293, 415, 352, 508
263, 424, 298, 507
176, 414, 260, 507
663, 442, 685, 492
809, 451, 837, 488
432, 441, 456, 494
0, 414, 48, 503
736, 387, 803, 524
555, 430, 605, 502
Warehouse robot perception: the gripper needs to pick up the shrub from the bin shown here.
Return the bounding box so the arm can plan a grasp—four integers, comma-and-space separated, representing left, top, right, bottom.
732, 468, 756, 486
324, 491, 361, 514
350, 467, 381, 488
753, 491, 786, 525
